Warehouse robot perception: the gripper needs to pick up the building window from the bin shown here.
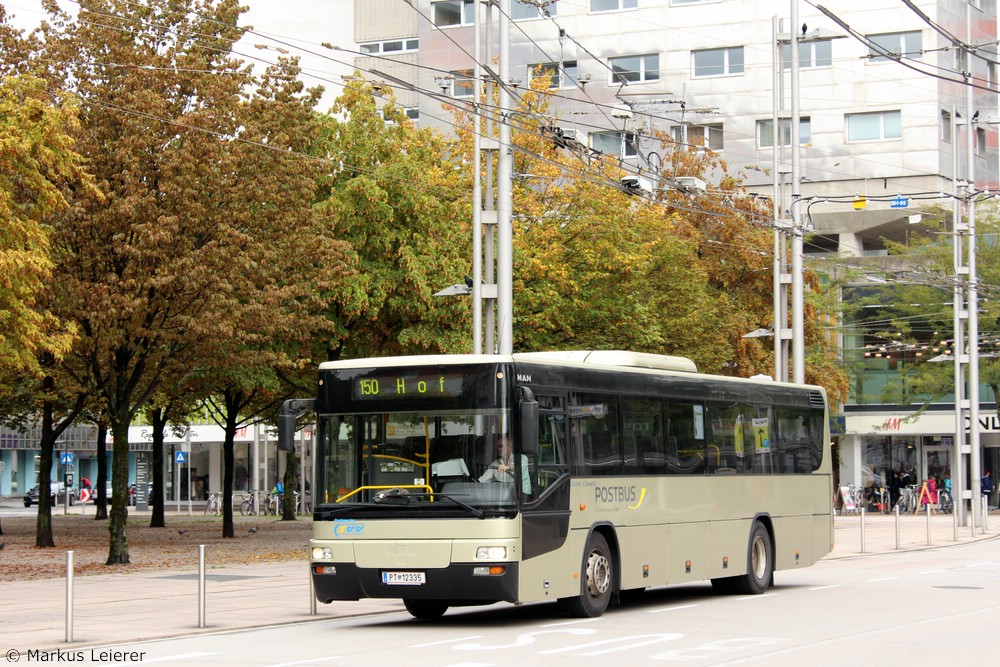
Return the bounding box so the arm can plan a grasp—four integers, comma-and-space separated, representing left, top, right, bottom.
757, 118, 811, 148
404, 108, 420, 120
846, 110, 901, 141
692, 47, 744, 77
359, 38, 419, 55
591, 130, 638, 158
941, 110, 952, 143
450, 69, 476, 98
610, 54, 659, 83
591, 0, 638, 12
866, 31, 922, 62
528, 61, 577, 89
989, 62, 998, 91
433, 0, 474, 27
513, 0, 556, 19
781, 40, 832, 69
976, 126, 987, 156
671, 123, 724, 150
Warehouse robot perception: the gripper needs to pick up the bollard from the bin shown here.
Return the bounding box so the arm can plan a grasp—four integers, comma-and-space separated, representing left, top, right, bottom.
982, 497, 989, 535
859, 506, 866, 553
926, 503, 932, 546
198, 545, 206, 628
896, 503, 899, 549
308, 552, 317, 616
953, 502, 958, 542
66, 550, 74, 643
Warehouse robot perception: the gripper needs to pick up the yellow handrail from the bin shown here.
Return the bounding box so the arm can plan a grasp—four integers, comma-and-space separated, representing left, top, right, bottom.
335, 484, 434, 503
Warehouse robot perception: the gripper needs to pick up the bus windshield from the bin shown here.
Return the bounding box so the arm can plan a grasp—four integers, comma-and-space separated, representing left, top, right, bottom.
317, 407, 528, 511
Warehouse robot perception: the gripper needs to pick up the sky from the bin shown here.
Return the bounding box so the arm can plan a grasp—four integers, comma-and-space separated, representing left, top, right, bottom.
2, 0, 355, 112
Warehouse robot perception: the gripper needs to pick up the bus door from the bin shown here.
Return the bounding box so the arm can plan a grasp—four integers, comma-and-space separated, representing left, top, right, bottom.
521, 394, 571, 558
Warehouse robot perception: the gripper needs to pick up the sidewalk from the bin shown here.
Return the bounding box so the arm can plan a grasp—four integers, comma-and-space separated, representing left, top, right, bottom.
2, 511, 998, 653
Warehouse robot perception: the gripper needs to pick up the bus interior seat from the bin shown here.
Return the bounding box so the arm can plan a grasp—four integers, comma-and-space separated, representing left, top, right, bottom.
431, 458, 470, 487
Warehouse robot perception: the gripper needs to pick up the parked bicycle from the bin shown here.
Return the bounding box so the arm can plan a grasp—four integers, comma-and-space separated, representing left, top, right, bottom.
239, 490, 256, 516
204, 490, 222, 515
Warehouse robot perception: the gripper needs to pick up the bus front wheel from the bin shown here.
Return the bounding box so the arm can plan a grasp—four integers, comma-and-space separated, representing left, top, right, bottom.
562, 532, 614, 618
403, 599, 448, 620
734, 522, 773, 595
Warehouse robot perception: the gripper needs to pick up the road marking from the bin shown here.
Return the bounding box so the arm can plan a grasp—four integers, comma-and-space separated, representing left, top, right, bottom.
411, 635, 483, 648
268, 657, 342, 667
736, 593, 779, 601
648, 603, 699, 613
966, 562, 992, 568
867, 577, 899, 583
541, 618, 601, 627
919, 569, 945, 575
809, 584, 843, 590
108, 653, 216, 665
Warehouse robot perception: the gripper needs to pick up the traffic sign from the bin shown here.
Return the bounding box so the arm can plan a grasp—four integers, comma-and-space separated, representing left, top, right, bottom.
890, 196, 910, 209
60, 452, 73, 465
175, 451, 187, 464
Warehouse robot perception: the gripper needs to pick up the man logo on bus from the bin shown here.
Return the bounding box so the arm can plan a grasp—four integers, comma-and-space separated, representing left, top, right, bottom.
333, 519, 364, 537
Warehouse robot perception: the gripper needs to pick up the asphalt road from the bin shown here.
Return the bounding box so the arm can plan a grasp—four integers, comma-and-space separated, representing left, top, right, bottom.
46, 537, 1000, 667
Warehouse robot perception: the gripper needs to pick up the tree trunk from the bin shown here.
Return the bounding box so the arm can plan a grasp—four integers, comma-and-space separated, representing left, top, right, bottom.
149, 408, 167, 528
94, 421, 109, 520
151, 434, 165, 528
221, 392, 241, 539
281, 450, 297, 521
106, 413, 131, 565
35, 398, 58, 548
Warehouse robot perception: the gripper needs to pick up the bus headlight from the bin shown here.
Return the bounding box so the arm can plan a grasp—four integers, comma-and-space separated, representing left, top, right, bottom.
476, 546, 507, 560
312, 546, 333, 560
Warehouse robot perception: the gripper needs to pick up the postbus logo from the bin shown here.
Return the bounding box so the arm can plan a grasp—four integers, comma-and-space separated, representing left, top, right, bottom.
333, 519, 364, 537
594, 485, 648, 510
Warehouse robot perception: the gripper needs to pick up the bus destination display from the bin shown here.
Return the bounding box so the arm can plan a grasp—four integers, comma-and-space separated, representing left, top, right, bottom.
353, 372, 464, 400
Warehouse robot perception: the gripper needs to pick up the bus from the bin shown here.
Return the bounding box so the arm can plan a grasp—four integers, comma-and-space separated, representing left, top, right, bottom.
278, 350, 833, 619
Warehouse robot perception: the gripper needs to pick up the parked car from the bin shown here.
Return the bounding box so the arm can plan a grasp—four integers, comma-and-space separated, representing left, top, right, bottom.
24, 483, 76, 507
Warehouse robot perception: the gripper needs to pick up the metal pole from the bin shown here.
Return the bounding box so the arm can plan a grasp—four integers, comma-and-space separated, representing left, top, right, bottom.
471, 0, 483, 354
496, 0, 513, 356
789, 0, 804, 384
894, 503, 901, 549
926, 503, 932, 546
965, 4, 982, 528
198, 545, 206, 628
771, 16, 786, 382
65, 550, 74, 643
859, 506, 866, 553
484, 1, 496, 354
186, 428, 192, 516
952, 106, 967, 529
309, 551, 317, 616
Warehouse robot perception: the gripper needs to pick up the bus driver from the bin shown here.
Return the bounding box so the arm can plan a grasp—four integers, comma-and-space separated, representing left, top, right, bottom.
479, 437, 531, 494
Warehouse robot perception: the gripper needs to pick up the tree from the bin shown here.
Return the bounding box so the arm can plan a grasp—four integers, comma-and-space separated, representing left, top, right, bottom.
35, 0, 342, 563
314, 80, 472, 360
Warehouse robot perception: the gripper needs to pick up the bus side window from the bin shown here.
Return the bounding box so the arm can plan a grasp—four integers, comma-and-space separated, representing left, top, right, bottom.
664, 400, 706, 474
622, 396, 664, 475
535, 395, 569, 490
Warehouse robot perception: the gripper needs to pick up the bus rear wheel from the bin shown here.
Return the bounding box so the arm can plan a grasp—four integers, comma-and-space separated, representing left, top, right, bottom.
562, 532, 614, 618
733, 522, 773, 595
403, 599, 449, 620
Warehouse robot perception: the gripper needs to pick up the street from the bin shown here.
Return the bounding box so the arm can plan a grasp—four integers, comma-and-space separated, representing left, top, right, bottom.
56, 537, 999, 666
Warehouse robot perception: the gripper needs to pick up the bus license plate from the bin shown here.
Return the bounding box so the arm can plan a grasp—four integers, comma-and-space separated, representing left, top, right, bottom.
382, 571, 425, 585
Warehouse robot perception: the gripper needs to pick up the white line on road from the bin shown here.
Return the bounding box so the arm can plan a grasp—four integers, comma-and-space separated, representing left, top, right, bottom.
866, 577, 899, 583
919, 570, 946, 575
808, 584, 843, 590
267, 657, 342, 667
648, 603, 699, 613
110, 652, 216, 666
541, 618, 602, 627
410, 635, 484, 648
736, 593, 779, 601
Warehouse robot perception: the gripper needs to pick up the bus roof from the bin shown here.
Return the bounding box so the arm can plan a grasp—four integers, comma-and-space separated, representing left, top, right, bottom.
318, 351, 696, 374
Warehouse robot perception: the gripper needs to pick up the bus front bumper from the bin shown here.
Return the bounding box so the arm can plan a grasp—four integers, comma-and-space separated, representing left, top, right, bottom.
310, 562, 519, 604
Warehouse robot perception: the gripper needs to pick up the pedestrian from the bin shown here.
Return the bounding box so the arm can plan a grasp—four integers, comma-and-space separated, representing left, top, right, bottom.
982, 470, 994, 510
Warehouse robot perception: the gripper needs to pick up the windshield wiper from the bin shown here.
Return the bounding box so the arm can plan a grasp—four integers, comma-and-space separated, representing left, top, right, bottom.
393, 492, 485, 518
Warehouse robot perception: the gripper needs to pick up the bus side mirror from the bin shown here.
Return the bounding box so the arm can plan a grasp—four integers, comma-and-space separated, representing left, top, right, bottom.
278, 399, 315, 452
520, 399, 539, 455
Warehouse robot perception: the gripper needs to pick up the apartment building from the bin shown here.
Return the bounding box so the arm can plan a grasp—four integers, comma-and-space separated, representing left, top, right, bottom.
350, 1, 1000, 498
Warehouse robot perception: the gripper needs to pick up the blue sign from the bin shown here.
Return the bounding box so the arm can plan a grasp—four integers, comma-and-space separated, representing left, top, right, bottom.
890, 196, 909, 209
175, 451, 187, 464
60, 452, 73, 465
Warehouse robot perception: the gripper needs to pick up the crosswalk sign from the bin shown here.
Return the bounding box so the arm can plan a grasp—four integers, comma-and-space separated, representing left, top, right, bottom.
175, 451, 187, 464
60, 452, 73, 465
